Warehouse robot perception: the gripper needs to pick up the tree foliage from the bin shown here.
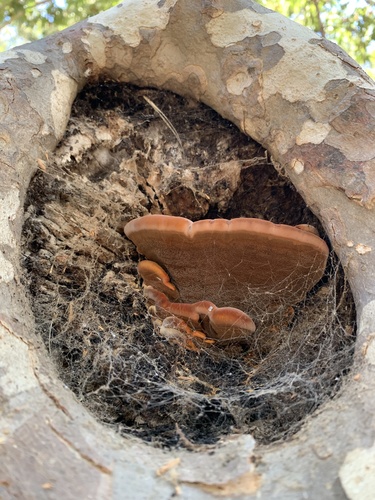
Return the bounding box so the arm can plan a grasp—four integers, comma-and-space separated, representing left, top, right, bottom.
1, 0, 374, 78
0, 0, 115, 50
258, 0, 375, 76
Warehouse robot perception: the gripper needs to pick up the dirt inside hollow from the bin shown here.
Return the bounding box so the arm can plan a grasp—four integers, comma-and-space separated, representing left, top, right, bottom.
22, 83, 356, 448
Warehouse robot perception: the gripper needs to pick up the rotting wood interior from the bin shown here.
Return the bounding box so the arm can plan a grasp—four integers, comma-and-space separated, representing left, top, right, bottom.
22, 82, 356, 448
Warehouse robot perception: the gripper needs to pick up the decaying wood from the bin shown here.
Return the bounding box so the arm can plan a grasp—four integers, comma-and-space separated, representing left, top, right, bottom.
0, 0, 374, 498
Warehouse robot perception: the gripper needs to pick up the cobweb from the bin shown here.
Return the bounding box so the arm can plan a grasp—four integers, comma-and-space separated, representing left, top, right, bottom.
22, 83, 356, 448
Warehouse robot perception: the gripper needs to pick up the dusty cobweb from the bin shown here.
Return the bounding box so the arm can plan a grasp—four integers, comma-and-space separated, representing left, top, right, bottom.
22, 83, 356, 448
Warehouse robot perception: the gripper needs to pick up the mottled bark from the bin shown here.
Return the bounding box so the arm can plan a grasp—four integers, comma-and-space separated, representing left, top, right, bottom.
0, 0, 374, 498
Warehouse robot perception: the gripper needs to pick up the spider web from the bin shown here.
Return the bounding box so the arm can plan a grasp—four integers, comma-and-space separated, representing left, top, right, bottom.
22, 83, 356, 448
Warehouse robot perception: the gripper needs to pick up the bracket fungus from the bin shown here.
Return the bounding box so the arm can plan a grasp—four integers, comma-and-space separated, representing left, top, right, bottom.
124, 215, 329, 343
143, 285, 256, 342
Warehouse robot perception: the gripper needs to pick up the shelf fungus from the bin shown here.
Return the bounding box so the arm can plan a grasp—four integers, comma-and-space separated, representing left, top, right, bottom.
124, 215, 329, 345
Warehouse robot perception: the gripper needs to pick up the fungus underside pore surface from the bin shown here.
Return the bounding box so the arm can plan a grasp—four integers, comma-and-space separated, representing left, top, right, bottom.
22, 83, 356, 448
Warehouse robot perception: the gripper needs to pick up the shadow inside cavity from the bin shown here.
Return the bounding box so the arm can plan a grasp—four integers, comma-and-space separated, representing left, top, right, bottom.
22, 82, 356, 448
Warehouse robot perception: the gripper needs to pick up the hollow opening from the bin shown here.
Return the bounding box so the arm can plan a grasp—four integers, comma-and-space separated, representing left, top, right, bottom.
22, 83, 356, 448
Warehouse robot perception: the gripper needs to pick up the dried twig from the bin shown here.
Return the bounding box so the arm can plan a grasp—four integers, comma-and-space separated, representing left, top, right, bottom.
143, 95, 183, 149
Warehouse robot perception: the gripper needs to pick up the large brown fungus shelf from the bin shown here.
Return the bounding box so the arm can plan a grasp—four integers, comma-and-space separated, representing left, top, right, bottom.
125, 215, 329, 341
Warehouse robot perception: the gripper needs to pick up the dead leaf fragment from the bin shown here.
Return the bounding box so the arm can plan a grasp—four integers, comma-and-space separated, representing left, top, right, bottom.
37, 158, 47, 171
156, 457, 181, 476
356, 244, 372, 255
187, 470, 262, 497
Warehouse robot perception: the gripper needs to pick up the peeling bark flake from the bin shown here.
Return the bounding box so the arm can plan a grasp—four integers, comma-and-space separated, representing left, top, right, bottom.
88, 0, 178, 48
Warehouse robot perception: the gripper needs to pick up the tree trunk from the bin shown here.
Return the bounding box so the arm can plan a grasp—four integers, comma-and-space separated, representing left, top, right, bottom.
1, 0, 375, 498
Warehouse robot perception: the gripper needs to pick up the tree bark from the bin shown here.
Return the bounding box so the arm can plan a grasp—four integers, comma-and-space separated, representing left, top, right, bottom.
1, 0, 375, 498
